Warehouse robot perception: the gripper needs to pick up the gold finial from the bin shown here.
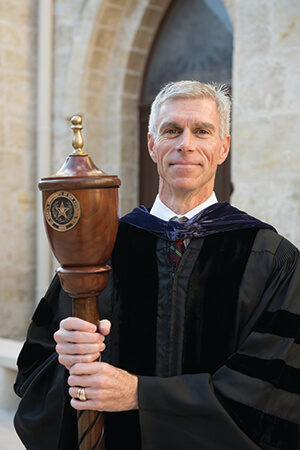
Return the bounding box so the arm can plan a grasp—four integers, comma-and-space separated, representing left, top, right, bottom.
70, 116, 88, 156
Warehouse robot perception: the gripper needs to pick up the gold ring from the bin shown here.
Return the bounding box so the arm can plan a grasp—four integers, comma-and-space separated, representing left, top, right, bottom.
77, 387, 87, 401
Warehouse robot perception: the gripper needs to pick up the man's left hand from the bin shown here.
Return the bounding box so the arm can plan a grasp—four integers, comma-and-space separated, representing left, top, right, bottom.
68, 361, 139, 412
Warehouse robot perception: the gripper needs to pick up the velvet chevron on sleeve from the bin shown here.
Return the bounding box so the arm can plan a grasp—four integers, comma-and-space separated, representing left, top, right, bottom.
213, 236, 300, 449
213, 236, 300, 450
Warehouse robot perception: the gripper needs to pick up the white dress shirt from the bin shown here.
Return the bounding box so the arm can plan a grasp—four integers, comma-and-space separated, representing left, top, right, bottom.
150, 192, 218, 221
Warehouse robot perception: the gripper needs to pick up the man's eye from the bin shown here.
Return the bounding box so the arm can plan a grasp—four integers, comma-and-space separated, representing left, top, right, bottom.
165, 129, 178, 134
197, 129, 208, 135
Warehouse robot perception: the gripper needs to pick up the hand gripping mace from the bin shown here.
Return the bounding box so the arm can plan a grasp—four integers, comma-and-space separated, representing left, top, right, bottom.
39, 116, 121, 449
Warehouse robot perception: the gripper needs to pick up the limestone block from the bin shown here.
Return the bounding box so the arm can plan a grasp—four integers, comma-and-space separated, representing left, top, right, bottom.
120, 196, 137, 216
111, 0, 127, 6
85, 93, 103, 117
127, 49, 146, 72
110, 46, 128, 69
232, 114, 299, 176
123, 72, 142, 96
0, 273, 35, 339
120, 163, 138, 194
7, 121, 32, 151
3, 72, 31, 113
0, 0, 33, 24
140, 5, 163, 30
90, 49, 110, 71
149, 0, 170, 8
97, 117, 121, 144
132, 28, 153, 51
102, 92, 121, 117
101, 136, 121, 165
83, 116, 102, 140
4, 49, 31, 73
232, 176, 299, 248
233, 61, 286, 115
87, 71, 106, 94
101, 4, 124, 28
0, 154, 26, 188
272, 1, 300, 55
95, 28, 117, 50
0, 23, 22, 48
122, 115, 138, 139
233, 0, 271, 58
121, 136, 137, 165
121, 95, 138, 114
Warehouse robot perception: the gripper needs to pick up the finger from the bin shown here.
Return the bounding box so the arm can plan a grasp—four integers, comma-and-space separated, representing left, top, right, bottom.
58, 352, 101, 369
60, 317, 97, 333
69, 387, 101, 401
69, 387, 89, 400
69, 386, 106, 411
55, 329, 105, 345
69, 361, 110, 377
56, 339, 105, 356
98, 319, 111, 336
70, 397, 100, 411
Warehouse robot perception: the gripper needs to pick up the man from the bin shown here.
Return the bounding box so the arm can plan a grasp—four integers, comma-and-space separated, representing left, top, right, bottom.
14, 81, 300, 449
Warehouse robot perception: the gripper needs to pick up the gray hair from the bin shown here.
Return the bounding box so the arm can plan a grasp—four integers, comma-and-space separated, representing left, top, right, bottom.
148, 80, 231, 140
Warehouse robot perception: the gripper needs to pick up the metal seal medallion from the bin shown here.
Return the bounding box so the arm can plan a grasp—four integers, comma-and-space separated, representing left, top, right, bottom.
44, 191, 81, 232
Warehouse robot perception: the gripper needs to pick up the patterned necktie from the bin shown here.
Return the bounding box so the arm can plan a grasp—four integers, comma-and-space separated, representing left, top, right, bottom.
169, 239, 185, 268
169, 216, 188, 269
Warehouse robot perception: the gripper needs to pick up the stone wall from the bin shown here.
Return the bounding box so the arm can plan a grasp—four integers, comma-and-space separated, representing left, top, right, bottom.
230, 0, 300, 245
0, 0, 38, 338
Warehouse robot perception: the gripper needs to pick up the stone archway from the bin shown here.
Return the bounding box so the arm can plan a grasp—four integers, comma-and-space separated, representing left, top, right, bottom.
61, 0, 233, 214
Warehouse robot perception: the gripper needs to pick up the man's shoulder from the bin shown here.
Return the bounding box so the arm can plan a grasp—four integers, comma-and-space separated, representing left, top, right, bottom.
221, 204, 298, 254
252, 228, 299, 262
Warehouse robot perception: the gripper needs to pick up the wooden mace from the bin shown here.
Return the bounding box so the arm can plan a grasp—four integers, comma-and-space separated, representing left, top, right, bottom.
39, 116, 121, 449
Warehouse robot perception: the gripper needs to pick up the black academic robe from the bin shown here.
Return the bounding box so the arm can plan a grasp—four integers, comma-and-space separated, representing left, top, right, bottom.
14, 207, 300, 450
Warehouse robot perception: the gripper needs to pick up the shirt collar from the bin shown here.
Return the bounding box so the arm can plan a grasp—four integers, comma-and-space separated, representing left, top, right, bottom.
150, 192, 218, 221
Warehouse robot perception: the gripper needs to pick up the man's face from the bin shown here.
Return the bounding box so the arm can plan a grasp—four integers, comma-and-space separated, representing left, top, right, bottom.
148, 97, 230, 204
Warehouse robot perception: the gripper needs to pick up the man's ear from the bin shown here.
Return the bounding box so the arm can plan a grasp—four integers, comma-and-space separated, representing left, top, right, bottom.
148, 133, 157, 163
217, 134, 231, 166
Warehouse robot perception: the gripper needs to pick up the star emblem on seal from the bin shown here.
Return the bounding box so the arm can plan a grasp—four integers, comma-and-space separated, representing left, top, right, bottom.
44, 191, 81, 232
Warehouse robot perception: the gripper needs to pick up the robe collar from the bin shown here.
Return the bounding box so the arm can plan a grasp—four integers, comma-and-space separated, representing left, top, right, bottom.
119, 202, 276, 241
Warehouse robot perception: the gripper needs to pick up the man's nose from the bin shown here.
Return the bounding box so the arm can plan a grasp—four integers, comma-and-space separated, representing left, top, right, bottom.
176, 130, 196, 152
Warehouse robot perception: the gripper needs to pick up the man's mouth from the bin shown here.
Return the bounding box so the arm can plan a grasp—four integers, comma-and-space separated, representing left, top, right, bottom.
170, 162, 201, 167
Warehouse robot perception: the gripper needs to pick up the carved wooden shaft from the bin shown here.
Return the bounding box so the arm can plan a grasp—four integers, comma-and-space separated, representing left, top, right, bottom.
77, 410, 104, 450
73, 296, 105, 450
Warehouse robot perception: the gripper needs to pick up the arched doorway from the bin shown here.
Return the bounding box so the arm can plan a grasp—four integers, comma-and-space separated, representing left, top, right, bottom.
139, 0, 233, 208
